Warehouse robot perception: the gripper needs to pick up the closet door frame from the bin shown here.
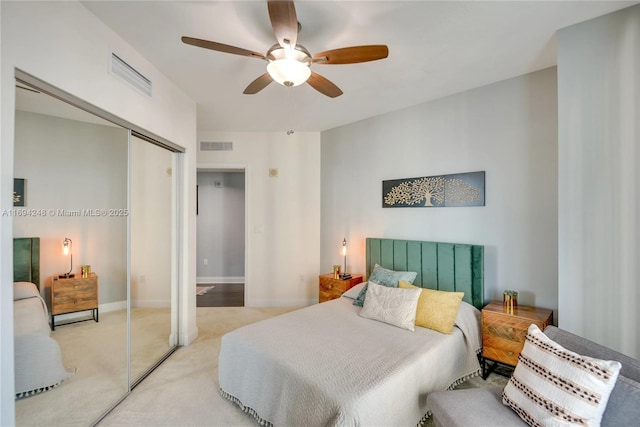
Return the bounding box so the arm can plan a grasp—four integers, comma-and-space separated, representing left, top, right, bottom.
15, 69, 185, 425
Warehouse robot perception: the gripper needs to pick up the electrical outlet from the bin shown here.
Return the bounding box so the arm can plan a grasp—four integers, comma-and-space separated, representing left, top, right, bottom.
203, 259, 208, 265
299, 275, 305, 282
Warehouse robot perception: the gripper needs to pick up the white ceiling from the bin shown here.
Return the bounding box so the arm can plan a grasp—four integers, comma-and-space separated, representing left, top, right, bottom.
80, 1, 636, 133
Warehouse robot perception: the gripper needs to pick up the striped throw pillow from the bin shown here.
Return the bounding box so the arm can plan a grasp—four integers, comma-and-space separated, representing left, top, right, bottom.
502, 324, 621, 427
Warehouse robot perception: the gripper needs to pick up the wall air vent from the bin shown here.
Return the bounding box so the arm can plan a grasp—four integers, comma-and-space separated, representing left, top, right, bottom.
200, 141, 233, 151
110, 52, 152, 97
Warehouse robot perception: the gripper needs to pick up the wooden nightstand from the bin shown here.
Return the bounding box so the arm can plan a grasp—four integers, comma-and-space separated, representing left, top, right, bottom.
481, 300, 553, 378
318, 273, 363, 303
51, 273, 99, 330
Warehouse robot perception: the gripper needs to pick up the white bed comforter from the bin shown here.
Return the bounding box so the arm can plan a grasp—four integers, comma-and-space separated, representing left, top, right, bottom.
219, 295, 482, 427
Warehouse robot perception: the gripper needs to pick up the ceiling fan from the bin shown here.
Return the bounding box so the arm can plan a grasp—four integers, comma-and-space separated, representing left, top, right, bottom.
181, 0, 389, 98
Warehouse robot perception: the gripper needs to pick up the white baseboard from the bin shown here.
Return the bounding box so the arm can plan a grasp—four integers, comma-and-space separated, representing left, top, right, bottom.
131, 299, 171, 309
101, 300, 127, 313
196, 276, 244, 284
180, 327, 198, 346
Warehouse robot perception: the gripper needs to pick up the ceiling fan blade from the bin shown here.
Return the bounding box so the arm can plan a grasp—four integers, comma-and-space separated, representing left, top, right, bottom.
267, 0, 298, 48
307, 72, 343, 98
313, 45, 389, 64
243, 73, 273, 94
182, 36, 265, 59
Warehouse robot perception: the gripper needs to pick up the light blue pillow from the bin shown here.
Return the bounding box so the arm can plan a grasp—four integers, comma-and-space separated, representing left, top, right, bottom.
352, 264, 418, 307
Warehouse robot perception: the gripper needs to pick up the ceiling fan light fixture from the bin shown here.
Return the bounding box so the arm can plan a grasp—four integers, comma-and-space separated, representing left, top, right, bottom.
267, 58, 311, 87
266, 44, 311, 87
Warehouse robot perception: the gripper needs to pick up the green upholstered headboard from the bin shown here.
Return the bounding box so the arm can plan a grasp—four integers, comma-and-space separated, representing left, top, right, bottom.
13, 237, 40, 289
365, 238, 484, 310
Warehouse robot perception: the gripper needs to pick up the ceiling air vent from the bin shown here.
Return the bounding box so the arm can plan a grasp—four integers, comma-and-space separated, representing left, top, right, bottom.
200, 141, 233, 151
110, 53, 152, 97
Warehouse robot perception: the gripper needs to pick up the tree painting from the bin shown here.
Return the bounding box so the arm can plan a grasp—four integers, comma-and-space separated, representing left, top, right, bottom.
383, 176, 445, 207
382, 171, 484, 208
444, 177, 482, 206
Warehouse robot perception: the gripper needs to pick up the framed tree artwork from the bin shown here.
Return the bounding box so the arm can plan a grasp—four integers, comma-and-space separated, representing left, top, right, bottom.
382, 171, 485, 208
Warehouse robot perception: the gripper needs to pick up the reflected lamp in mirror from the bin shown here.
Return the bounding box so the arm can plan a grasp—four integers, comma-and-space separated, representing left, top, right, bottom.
59, 237, 74, 278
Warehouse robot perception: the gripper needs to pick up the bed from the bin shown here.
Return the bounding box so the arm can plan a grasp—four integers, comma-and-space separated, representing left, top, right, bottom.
13, 237, 73, 398
218, 238, 485, 426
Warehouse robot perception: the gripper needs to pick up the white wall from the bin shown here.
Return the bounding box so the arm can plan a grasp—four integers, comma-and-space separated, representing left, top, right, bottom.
13, 111, 128, 307
197, 131, 321, 306
558, 5, 639, 358
0, 2, 197, 424
321, 68, 559, 314
196, 171, 245, 282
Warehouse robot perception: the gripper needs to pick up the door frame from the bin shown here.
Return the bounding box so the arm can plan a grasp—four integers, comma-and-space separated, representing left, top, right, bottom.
196, 163, 248, 306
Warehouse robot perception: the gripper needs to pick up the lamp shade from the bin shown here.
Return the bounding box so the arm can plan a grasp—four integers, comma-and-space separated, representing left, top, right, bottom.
265, 44, 312, 88
267, 59, 311, 87
60, 237, 74, 278
341, 238, 348, 277
63, 238, 71, 256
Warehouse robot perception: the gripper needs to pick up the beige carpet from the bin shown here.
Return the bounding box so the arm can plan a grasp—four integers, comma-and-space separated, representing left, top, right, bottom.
15, 308, 175, 427
99, 307, 296, 426
98, 307, 509, 427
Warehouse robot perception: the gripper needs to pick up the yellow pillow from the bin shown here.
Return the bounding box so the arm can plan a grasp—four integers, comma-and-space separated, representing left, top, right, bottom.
398, 281, 464, 334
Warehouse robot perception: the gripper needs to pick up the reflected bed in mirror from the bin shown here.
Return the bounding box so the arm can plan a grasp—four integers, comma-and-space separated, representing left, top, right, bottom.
13, 237, 74, 398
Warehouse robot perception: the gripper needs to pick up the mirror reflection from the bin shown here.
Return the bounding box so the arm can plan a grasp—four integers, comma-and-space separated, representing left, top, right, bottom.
130, 136, 177, 382
13, 84, 129, 426
13, 81, 179, 426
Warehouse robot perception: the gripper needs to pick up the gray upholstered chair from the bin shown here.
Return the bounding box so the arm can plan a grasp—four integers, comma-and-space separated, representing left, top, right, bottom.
427, 325, 640, 427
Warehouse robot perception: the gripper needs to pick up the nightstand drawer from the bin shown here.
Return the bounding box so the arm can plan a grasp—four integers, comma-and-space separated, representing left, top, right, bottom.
482, 320, 529, 343
54, 280, 96, 295
319, 288, 343, 302
482, 333, 526, 365
52, 290, 97, 313
319, 279, 349, 293
318, 274, 363, 303
483, 345, 520, 366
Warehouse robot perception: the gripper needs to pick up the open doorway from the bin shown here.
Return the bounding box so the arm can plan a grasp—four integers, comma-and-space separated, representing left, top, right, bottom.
196, 170, 246, 307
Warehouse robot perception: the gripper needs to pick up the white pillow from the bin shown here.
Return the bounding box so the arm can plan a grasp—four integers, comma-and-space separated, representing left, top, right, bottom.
13, 281, 40, 301
358, 281, 421, 331
502, 324, 621, 427
342, 282, 367, 300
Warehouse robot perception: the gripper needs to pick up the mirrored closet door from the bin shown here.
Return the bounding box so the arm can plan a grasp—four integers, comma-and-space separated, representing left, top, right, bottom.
13, 74, 181, 426
130, 135, 179, 384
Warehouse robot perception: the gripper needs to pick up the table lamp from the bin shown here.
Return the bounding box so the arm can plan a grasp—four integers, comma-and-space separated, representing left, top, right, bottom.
59, 237, 74, 278
340, 238, 351, 280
